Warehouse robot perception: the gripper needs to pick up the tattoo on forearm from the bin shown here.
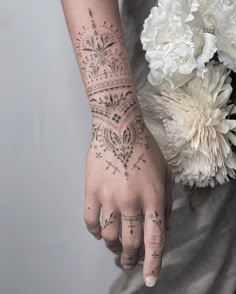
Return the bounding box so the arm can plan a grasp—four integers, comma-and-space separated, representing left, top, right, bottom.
76, 9, 149, 179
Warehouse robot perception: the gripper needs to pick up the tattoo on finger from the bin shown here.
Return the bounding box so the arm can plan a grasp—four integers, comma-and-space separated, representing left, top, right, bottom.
152, 210, 164, 234
152, 251, 159, 259
103, 211, 116, 230
123, 248, 139, 263
122, 213, 141, 235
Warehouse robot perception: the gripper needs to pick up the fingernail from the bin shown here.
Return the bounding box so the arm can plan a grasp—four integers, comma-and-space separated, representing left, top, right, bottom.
95, 235, 102, 240
145, 276, 157, 287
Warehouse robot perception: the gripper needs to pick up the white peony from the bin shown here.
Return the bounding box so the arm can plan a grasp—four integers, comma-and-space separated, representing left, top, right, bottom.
140, 0, 217, 89
138, 63, 236, 187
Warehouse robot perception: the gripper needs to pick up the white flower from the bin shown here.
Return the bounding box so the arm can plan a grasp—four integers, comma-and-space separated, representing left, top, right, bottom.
198, 0, 219, 27
138, 63, 236, 187
140, 0, 217, 89
212, 1, 236, 71
198, 0, 236, 71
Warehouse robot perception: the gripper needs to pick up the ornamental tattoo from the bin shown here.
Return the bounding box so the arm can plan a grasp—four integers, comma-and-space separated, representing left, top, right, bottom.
123, 248, 139, 265
103, 211, 116, 230
151, 210, 164, 243
76, 9, 148, 179
122, 213, 142, 235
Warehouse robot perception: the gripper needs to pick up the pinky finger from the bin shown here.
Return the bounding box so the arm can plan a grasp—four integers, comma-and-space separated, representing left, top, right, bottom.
84, 198, 102, 240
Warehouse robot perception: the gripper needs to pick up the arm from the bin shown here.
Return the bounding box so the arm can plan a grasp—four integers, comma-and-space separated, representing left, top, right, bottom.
61, 0, 172, 287
61, 0, 143, 148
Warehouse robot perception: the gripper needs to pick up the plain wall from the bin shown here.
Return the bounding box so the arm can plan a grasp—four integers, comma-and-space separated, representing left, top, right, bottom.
0, 1, 122, 293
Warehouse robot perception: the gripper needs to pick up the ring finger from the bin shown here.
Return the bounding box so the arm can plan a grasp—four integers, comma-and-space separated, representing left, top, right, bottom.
101, 206, 122, 255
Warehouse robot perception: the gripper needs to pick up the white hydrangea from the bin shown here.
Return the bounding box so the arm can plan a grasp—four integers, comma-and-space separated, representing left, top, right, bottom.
140, 0, 217, 89
138, 63, 236, 187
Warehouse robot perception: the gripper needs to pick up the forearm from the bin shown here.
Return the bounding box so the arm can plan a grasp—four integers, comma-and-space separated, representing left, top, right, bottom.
61, 0, 143, 127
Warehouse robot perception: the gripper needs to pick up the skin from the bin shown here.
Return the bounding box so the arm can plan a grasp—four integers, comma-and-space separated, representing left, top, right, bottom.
61, 0, 172, 287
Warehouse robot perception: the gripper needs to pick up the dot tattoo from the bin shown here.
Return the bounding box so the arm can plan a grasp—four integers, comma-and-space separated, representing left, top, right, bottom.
106, 161, 121, 175
152, 252, 159, 259
131, 154, 146, 171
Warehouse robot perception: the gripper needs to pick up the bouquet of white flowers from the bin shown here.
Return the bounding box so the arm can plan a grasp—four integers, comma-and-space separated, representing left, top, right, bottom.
140, 0, 236, 188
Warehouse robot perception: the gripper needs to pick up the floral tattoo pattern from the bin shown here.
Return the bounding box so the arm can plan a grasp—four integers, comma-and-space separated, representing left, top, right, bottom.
76, 9, 148, 179
151, 210, 165, 245
103, 211, 116, 230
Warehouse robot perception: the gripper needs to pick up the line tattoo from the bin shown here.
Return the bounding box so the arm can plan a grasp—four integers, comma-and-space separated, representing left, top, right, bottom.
123, 248, 139, 265
103, 211, 116, 230
122, 213, 141, 235
76, 9, 149, 179
151, 210, 165, 243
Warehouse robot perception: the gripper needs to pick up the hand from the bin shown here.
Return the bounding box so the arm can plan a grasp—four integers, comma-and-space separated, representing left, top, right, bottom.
84, 113, 172, 287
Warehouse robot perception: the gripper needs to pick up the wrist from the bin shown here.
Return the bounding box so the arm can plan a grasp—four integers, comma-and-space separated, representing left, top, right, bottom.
91, 105, 144, 128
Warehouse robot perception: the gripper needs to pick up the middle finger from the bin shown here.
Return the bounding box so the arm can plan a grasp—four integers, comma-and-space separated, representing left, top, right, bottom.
120, 210, 143, 268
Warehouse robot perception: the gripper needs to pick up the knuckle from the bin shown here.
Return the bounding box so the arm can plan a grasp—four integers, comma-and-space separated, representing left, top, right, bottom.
101, 232, 118, 243
155, 185, 165, 197
145, 233, 165, 248
119, 196, 140, 210
122, 239, 142, 251
148, 186, 165, 204
105, 241, 120, 251
84, 215, 99, 230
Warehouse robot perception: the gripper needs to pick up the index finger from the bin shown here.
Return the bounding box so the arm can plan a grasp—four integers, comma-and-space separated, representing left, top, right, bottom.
143, 207, 165, 287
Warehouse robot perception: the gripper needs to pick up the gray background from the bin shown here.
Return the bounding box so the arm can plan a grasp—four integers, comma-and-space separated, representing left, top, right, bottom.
0, 0, 123, 293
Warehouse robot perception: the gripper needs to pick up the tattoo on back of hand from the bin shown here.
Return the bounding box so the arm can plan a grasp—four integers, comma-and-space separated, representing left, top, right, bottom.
76, 9, 149, 179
